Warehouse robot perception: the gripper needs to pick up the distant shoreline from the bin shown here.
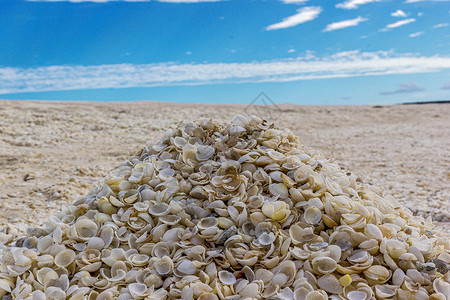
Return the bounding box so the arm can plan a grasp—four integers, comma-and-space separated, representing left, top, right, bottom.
401, 100, 450, 105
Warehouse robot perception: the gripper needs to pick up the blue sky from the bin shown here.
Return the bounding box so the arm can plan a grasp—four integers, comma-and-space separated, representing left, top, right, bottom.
0, 0, 449, 105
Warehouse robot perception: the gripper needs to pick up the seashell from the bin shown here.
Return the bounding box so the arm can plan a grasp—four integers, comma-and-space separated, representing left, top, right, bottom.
317, 274, 342, 294
269, 183, 289, 199
129, 282, 149, 298
198, 217, 219, 230
258, 231, 276, 246
433, 278, 450, 296
74, 218, 98, 240
309, 242, 328, 251
148, 203, 171, 216
154, 256, 173, 275
305, 290, 328, 300
218, 270, 236, 285
120, 189, 141, 204
392, 268, 405, 286
312, 256, 338, 274
304, 206, 322, 225
262, 201, 289, 221
196, 145, 215, 161
363, 265, 390, 284
198, 294, 219, 300
54, 249, 76, 268
177, 260, 197, 275
347, 290, 369, 300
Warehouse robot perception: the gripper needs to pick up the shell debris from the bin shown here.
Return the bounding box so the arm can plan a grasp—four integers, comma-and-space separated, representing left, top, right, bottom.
0, 115, 449, 299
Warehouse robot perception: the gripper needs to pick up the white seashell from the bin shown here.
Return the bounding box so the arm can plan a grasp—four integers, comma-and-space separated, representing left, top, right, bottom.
54, 249, 76, 268
258, 231, 276, 246
312, 256, 338, 274
177, 260, 197, 275
129, 282, 149, 298
317, 274, 342, 294
218, 270, 236, 285
304, 206, 322, 225
148, 203, 171, 216
74, 218, 98, 240
196, 145, 215, 161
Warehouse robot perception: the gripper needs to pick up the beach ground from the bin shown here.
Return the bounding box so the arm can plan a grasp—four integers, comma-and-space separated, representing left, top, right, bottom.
0, 100, 449, 234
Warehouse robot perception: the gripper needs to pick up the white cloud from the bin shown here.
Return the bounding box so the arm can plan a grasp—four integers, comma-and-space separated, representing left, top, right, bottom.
280, 0, 309, 3
323, 16, 368, 32
2, 51, 450, 94
409, 31, 424, 37
383, 18, 416, 30
405, 0, 450, 2
186, 51, 192, 55
380, 81, 425, 95
391, 9, 407, 17
266, 6, 322, 30
288, 49, 296, 53
434, 23, 449, 28
336, 0, 381, 9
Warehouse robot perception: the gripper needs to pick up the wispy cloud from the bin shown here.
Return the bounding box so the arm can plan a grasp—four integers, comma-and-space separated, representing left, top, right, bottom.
323, 16, 368, 32
409, 31, 424, 37
280, 0, 309, 4
442, 81, 450, 89
2, 51, 450, 94
405, 0, 450, 3
434, 23, 449, 28
380, 81, 425, 95
336, 0, 381, 9
266, 6, 322, 30
391, 9, 407, 17
382, 18, 416, 30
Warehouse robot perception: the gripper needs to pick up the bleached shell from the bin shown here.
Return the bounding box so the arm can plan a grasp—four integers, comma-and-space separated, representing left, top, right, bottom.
258, 231, 276, 246
54, 249, 76, 268
305, 290, 328, 300
198, 217, 219, 230
346, 290, 369, 300
317, 274, 342, 294
196, 145, 215, 161
433, 278, 450, 296
218, 270, 236, 285
154, 256, 173, 275
374, 285, 396, 298
392, 268, 405, 286
304, 206, 322, 225
198, 294, 219, 300
312, 256, 338, 274
148, 203, 171, 216
129, 282, 149, 298
363, 265, 390, 283
177, 260, 197, 275
74, 218, 98, 240
269, 183, 289, 199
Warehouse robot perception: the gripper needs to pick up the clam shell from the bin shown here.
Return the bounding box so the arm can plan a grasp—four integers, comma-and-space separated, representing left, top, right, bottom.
218, 270, 236, 285
312, 256, 338, 274
54, 249, 76, 268
148, 203, 171, 216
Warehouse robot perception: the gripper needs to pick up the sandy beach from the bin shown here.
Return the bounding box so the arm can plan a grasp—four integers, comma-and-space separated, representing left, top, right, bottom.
0, 100, 449, 234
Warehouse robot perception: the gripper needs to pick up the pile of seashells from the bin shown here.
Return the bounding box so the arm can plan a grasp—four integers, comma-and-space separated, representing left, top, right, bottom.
1, 115, 449, 299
